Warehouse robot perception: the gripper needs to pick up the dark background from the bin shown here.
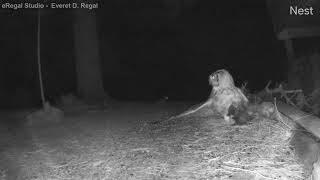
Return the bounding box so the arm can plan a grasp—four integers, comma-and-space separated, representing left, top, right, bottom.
0, 1, 299, 108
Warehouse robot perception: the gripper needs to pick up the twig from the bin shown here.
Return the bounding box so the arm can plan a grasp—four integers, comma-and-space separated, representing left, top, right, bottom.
241, 81, 248, 92
37, 7, 46, 109
129, 147, 153, 153
221, 164, 274, 180
264, 81, 302, 106
293, 113, 314, 121
264, 80, 272, 90
273, 98, 292, 130
208, 144, 262, 164
52, 159, 90, 169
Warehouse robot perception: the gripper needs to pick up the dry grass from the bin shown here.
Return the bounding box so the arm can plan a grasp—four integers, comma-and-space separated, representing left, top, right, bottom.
6, 104, 306, 180
139, 111, 306, 180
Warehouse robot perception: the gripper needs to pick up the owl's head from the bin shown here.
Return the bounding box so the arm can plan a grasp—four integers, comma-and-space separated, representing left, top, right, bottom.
209, 69, 235, 90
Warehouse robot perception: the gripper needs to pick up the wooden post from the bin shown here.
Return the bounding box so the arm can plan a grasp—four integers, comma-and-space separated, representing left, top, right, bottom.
284, 39, 294, 60
310, 52, 320, 90
284, 39, 300, 89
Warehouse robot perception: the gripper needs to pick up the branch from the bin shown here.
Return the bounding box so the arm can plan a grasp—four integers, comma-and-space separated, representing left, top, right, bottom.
264, 81, 302, 106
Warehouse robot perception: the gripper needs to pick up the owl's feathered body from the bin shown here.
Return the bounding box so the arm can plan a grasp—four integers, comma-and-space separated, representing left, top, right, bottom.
169, 69, 248, 124
212, 87, 248, 122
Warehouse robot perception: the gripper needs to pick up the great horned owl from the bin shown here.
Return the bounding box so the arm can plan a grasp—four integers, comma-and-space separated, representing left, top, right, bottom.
209, 69, 249, 123
169, 69, 249, 124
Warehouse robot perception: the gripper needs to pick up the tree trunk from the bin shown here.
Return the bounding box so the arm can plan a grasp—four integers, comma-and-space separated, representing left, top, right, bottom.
310, 51, 320, 90
73, 9, 107, 102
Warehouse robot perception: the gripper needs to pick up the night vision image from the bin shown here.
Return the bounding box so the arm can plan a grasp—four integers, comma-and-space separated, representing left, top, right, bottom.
0, 0, 320, 179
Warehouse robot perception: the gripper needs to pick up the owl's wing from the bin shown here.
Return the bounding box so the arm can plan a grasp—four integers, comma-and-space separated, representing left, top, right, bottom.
168, 99, 213, 120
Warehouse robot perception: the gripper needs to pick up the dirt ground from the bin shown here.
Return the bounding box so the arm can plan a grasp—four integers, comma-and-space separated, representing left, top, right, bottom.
0, 102, 306, 180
